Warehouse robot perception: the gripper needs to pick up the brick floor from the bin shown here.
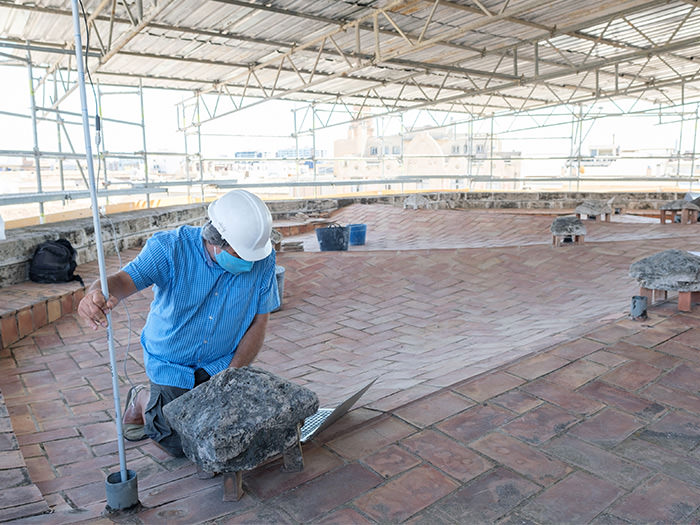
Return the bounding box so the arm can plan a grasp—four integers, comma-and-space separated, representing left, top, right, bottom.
1, 205, 700, 523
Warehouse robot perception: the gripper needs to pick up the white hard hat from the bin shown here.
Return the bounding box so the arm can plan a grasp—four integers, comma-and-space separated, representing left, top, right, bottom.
207, 190, 272, 261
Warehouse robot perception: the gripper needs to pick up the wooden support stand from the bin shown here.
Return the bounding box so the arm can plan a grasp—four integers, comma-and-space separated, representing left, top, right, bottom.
223, 471, 244, 502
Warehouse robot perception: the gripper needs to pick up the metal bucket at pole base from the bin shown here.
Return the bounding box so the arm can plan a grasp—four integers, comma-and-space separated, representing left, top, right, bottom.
105, 470, 139, 512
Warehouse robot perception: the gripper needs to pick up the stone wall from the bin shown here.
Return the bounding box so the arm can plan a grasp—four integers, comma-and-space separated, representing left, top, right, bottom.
0, 191, 685, 288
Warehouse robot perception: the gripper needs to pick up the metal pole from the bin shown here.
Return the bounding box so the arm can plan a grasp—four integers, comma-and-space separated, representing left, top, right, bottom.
69, 0, 128, 484
690, 103, 698, 192
577, 104, 583, 192
97, 80, 109, 204
489, 113, 494, 189
312, 104, 318, 197
139, 79, 150, 208
197, 94, 204, 202
53, 70, 65, 195
180, 103, 192, 203
26, 44, 45, 223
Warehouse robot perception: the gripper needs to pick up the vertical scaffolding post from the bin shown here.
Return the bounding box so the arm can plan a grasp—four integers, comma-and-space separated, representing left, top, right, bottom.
489, 113, 494, 189
26, 44, 45, 223
293, 108, 300, 180
690, 103, 698, 191
139, 79, 150, 207
467, 117, 473, 190
312, 104, 317, 197
180, 103, 192, 203
577, 104, 583, 192
54, 70, 65, 195
196, 94, 204, 202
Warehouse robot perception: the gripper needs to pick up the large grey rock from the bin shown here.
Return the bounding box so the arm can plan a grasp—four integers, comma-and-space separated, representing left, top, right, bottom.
551, 216, 586, 236
575, 200, 612, 216
660, 199, 700, 211
163, 366, 319, 473
629, 249, 700, 291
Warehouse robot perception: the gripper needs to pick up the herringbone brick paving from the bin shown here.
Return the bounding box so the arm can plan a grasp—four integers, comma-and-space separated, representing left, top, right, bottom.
1, 204, 700, 523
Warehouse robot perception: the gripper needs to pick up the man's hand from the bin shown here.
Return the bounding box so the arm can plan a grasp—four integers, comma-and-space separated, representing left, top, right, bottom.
77, 271, 138, 330
78, 288, 119, 330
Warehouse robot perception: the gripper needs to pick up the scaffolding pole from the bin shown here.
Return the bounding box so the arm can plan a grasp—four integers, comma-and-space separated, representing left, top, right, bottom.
53, 70, 65, 196
26, 45, 45, 223
139, 79, 150, 207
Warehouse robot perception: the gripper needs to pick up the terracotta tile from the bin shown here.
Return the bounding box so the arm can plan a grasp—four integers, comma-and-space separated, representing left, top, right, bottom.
219, 506, 293, 524
616, 438, 700, 488
273, 463, 382, 523
394, 390, 473, 428
354, 464, 458, 523
547, 360, 609, 389
670, 327, 700, 349
140, 484, 254, 524
502, 403, 578, 445
586, 324, 640, 344
550, 338, 604, 360
32, 303, 47, 331
641, 383, 700, 415
59, 294, 73, 316
637, 410, 700, 453
586, 350, 629, 367
0, 468, 30, 488
17, 308, 33, 339
326, 416, 416, 460
492, 390, 543, 414
471, 432, 571, 487
0, 450, 26, 469
544, 435, 650, 490
506, 354, 570, 381
522, 379, 605, 415
313, 508, 372, 525
0, 501, 50, 523
569, 408, 644, 448
578, 381, 666, 419
610, 474, 700, 523
659, 363, 700, 392
655, 339, 700, 364
521, 471, 623, 524
402, 429, 492, 482
1, 316, 19, 348
607, 340, 680, 369
436, 404, 513, 444
601, 360, 663, 391
43, 437, 92, 466
245, 446, 344, 500
47, 300, 61, 323
363, 444, 421, 479
434, 467, 539, 523
452, 371, 524, 402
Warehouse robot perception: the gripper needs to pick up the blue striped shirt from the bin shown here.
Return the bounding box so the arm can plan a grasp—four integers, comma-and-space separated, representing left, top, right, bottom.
122, 225, 279, 389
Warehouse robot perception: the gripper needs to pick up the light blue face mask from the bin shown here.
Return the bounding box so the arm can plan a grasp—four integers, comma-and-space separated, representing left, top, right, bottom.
215, 247, 254, 274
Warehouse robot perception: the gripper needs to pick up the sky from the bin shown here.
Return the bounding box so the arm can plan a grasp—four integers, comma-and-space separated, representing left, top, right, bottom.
1, 62, 699, 178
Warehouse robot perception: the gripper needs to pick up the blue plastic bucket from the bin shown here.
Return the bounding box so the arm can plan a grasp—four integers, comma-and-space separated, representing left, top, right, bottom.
348, 223, 367, 246
315, 225, 349, 251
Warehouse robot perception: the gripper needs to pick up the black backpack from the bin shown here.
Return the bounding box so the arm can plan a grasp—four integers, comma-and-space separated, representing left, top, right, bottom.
29, 239, 84, 286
